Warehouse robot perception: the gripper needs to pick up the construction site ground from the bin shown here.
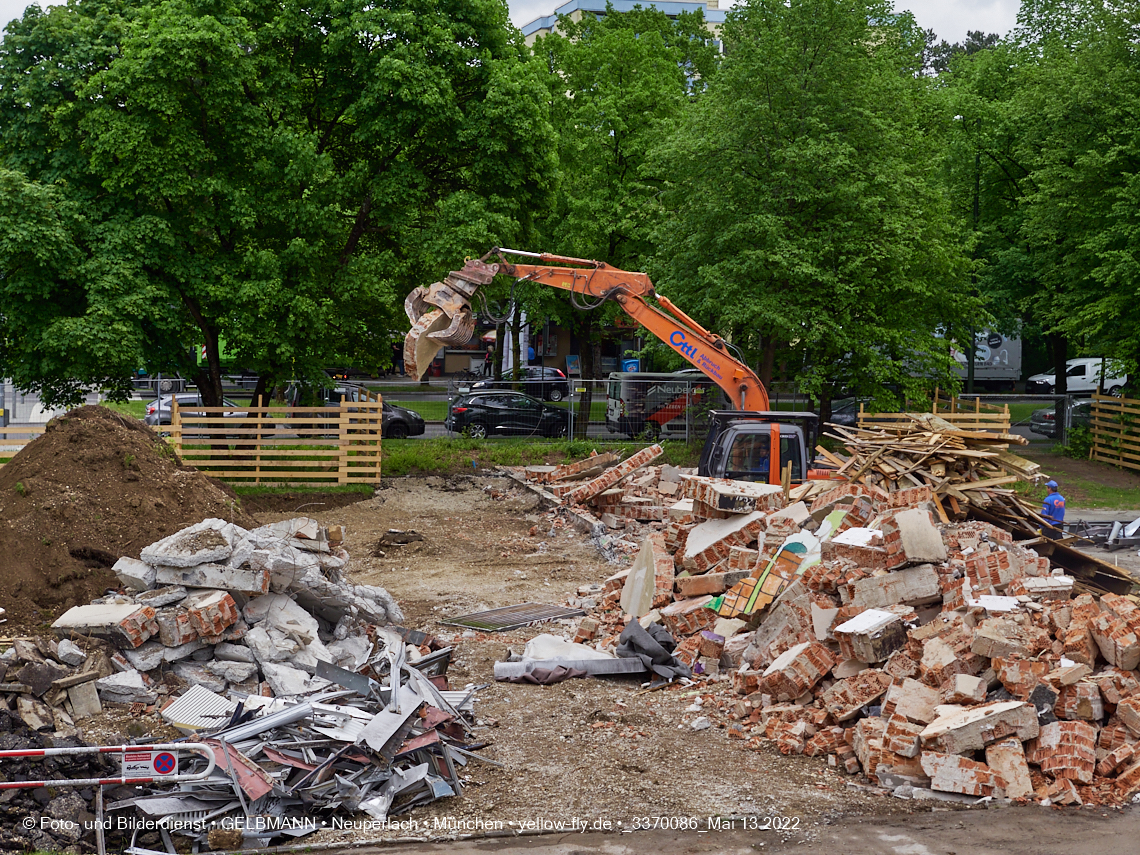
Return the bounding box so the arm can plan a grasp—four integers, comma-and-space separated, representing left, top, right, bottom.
249, 474, 1139, 851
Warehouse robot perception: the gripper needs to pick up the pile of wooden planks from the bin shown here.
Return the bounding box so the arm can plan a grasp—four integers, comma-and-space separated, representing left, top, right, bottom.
816, 412, 1051, 530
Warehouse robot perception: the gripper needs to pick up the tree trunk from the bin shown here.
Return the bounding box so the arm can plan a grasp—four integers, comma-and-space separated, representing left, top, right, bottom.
494, 321, 505, 380
510, 310, 523, 385
574, 317, 598, 440
1050, 331, 1068, 394
758, 335, 778, 390
818, 388, 833, 426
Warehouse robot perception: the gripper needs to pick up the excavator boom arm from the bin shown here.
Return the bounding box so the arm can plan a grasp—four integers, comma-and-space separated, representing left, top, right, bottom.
497, 260, 767, 411
403, 248, 769, 411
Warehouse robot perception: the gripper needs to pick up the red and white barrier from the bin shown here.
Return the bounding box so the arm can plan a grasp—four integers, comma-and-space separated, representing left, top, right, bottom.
0, 742, 215, 789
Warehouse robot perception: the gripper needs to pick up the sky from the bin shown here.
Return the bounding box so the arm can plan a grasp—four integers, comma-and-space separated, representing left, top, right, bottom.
0, 2, 1022, 46
506, 1, 1024, 43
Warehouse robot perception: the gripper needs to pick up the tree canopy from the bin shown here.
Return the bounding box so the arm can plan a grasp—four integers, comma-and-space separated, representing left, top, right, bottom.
0, 0, 555, 405
649, 0, 975, 413
3, 0, 1137, 412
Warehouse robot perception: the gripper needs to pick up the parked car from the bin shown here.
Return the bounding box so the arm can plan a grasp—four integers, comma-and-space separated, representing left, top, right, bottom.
1029, 399, 1093, 438
445, 391, 569, 438
144, 393, 241, 427
468, 366, 570, 401
286, 384, 425, 439
1026, 358, 1127, 395
828, 397, 872, 427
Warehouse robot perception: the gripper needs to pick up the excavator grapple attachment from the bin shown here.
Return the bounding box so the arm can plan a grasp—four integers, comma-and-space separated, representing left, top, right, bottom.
402, 260, 499, 379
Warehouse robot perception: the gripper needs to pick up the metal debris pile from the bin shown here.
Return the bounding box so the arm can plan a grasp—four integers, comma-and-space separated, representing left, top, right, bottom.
109, 625, 481, 851
4, 517, 487, 850
511, 445, 1140, 807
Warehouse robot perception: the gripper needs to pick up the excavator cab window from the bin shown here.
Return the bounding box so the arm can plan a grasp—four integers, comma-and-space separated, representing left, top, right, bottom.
778, 435, 804, 482
725, 435, 770, 481
723, 430, 804, 482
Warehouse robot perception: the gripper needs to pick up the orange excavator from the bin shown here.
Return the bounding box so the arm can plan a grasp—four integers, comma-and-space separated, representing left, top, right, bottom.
404, 248, 822, 485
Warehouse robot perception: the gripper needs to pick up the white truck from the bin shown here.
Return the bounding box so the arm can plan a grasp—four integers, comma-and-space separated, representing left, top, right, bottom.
951, 331, 1022, 391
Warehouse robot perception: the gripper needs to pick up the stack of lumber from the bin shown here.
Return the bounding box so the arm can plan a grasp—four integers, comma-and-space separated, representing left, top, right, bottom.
817, 412, 1050, 531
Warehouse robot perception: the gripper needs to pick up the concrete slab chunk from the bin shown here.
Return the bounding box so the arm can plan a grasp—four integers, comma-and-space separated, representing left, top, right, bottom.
67, 680, 102, 719
683, 511, 765, 573
890, 678, 953, 725
621, 537, 657, 618
834, 609, 906, 663
920, 751, 1002, 797
17, 696, 53, 731
55, 640, 87, 667
850, 564, 941, 609
985, 737, 1033, 798
155, 563, 270, 594
121, 641, 166, 672
141, 518, 236, 567
920, 701, 1039, 754
687, 477, 786, 515
52, 603, 158, 649
136, 586, 188, 608
884, 509, 947, 567
113, 557, 156, 592
96, 670, 156, 704
172, 662, 226, 693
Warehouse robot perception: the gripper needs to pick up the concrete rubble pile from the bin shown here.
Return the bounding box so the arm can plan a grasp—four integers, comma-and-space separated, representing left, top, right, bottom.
514, 454, 1140, 807
9, 517, 486, 849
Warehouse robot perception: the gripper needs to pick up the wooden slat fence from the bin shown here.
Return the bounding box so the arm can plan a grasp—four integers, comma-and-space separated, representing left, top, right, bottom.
1090, 393, 1140, 472
858, 395, 1011, 433
171, 397, 382, 486
0, 424, 47, 464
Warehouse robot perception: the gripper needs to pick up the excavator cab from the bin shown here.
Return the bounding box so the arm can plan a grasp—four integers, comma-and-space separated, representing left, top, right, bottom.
699, 411, 819, 485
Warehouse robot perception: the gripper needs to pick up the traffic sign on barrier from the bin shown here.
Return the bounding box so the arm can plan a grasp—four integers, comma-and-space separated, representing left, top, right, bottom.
122, 749, 178, 778
153, 752, 177, 775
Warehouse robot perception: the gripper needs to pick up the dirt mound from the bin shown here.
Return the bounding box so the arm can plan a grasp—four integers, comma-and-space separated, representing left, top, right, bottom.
0, 406, 258, 621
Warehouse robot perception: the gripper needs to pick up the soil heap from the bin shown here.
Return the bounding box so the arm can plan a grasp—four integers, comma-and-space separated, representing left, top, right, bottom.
0, 406, 257, 620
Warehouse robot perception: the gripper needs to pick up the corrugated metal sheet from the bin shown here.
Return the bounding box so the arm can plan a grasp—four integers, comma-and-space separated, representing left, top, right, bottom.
160, 684, 238, 732
442, 602, 585, 631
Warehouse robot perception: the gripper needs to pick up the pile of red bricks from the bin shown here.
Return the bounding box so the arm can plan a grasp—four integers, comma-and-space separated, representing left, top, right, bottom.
520, 458, 1140, 806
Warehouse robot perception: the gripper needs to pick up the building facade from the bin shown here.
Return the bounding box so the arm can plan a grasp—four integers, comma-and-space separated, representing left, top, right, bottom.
521, 0, 727, 44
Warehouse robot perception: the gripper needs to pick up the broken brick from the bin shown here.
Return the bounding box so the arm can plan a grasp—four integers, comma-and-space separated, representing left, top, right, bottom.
921, 751, 1002, 797
1025, 720, 1098, 784
758, 641, 836, 703
184, 590, 240, 638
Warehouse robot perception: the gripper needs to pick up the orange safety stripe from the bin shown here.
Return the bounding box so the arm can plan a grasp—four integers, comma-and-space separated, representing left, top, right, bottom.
768, 423, 781, 486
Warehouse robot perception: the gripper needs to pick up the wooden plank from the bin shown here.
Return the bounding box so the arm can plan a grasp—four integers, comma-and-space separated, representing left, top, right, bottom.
174, 449, 341, 458
1089, 439, 1139, 455
959, 475, 1019, 490
1093, 451, 1140, 473
1091, 446, 1140, 466
931, 494, 950, 523
338, 402, 350, 485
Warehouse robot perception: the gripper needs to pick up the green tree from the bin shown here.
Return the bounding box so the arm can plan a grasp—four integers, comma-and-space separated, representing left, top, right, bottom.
1011, 1, 1140, 382
944, 0, 1140, 391
0, 0, 554, 407
522, 3, 719, 435
651, 0, 975, 418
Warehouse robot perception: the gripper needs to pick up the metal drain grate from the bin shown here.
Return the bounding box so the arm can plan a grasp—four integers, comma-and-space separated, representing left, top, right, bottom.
442, 602, 586, 632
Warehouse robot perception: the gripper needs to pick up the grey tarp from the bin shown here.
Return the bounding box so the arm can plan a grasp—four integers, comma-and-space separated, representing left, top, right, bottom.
615, 621, 692, 681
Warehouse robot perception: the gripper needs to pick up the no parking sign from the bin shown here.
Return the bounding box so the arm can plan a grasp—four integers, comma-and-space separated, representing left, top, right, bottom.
122, 749, 179, 778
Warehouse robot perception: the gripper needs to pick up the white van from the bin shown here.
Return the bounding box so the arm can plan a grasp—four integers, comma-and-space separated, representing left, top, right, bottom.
1026, 358, 1127, 395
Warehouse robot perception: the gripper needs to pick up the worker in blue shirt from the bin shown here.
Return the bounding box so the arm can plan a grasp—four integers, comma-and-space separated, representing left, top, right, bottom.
1041, 479, 1066, 536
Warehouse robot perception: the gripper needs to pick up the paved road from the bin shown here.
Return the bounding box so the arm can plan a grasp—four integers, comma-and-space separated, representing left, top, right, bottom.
343, 808, 1140, 855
